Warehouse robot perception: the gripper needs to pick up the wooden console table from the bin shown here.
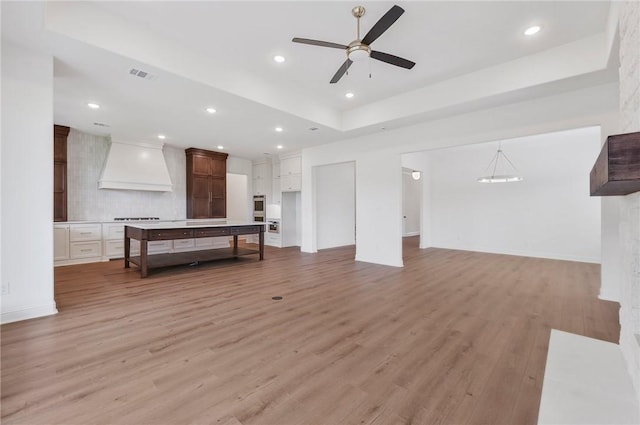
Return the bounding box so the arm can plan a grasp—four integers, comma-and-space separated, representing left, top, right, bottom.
124, 221, 265, 277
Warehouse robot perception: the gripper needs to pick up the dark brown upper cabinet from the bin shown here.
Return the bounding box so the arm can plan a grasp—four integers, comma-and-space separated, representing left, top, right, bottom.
54, 125, 70, 222
186, 148, 228, 218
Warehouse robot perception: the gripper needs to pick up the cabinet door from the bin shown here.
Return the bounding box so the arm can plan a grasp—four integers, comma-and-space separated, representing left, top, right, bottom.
191, 175, 211, 218
192, 155, 211, 176
210, 178, 226, 218
253, 177, 268, 195
211, 158, 226, 178
53, 162, 67, 222
54, 225, 69, 261
281, 174, 301, 192
281, 156, 301, 176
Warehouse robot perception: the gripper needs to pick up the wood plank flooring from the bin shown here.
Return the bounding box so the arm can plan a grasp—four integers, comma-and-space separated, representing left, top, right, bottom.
1, 238, 620, 425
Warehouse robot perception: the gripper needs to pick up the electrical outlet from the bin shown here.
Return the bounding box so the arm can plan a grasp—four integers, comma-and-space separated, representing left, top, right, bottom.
1, 282, 9, 295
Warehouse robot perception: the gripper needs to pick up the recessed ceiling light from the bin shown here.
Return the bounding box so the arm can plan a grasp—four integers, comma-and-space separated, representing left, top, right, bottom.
206, 107, 217, 114
273, 55, 285, 63
158, 134, 166, 140
217, 145, 224, 149
276, 145, 283, 149
345, 92, 355, 99
87, 103, 100, 109
524, 25, 541, 36
275, 127, 283, 132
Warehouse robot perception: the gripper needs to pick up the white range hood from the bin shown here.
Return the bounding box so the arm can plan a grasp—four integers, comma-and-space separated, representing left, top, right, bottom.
98, 141, 173, 192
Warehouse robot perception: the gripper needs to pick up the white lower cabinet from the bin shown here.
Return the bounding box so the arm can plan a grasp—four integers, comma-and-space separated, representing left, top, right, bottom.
54, 225, 70, 261
55, 221, 237, 266
70, 241, 102, 259
173, 238, 195, 251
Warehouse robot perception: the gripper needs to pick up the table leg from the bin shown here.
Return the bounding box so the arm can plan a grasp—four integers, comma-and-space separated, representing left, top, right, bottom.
140, 240, 148, 278
259, 230, 264, 261
233, 235, 238, 256
124, 236, 130, 268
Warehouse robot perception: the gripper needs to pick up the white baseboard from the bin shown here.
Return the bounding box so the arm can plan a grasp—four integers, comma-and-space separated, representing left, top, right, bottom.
1, 302, 58, 324
403, 231, 420, 237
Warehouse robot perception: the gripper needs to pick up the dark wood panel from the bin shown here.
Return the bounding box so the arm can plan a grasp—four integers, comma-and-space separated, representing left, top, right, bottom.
128, 247, 259, 269
191, 155, 211, 176
148, 229, 194, 241
211, 200, 226, 218
195, 228, 231, 237
53, 125, 69, 162
1, 239, 620, 425
590, 131, 640, 196
210, 158, 226, 177
186, 148, 229, 219
230, 225, 262, 235
53, 125, 70, 222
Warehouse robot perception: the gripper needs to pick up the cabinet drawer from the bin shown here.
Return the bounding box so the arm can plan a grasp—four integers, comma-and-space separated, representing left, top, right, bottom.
103, 224, 125, 240
194, 228, 230, 237
104, 239, 124, 258
230, 226, 262, 235
70, 241, 102, 259
173, 238, 195, 250
148, 240, 172, 253
281, 174, 301, 192
148, 229, 194, 240
70, 224, 102, 241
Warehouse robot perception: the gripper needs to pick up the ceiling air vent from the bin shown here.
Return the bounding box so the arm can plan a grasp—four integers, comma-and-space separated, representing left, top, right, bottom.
128, 67, 157, 81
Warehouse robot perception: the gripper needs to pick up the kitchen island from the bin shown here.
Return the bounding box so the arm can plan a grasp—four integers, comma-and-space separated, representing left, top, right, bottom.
124, 220, 265, 277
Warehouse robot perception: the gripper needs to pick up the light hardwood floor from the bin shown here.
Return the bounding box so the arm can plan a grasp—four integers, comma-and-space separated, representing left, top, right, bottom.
1, 237, 619, 425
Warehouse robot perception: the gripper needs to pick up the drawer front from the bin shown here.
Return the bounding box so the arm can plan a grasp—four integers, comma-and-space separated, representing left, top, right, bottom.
103, 224, 125, 240
70, 224, 102, 242
104, 239, 124, 258
148, 240, 172, 253
148, 229, 194, 240
70, 241, 102, 259
173, 238, 195, 250
230, 226, 262, 235
194, 227, 230, 237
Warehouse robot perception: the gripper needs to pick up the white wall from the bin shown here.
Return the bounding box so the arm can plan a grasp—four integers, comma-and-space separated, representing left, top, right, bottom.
301, 83, 618, 268
1, 41, 57, 323
425, 127, 601, 263
316, 162, 355, 249
65, 131, 254, 221
67, 129, 187, 220
617, 0, 640, 404
226, 173, 248, 221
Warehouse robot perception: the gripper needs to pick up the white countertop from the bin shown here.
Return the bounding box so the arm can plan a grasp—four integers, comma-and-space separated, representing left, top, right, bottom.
123, 220, 266, 230
55, 219, 264, 226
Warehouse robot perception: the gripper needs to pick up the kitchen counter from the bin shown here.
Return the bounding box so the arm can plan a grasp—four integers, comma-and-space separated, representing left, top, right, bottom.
124, 221, 266, 277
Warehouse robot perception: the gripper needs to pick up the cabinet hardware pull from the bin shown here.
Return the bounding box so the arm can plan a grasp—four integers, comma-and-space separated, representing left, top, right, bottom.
80, 232, 92, 235
80, 249, 92, 252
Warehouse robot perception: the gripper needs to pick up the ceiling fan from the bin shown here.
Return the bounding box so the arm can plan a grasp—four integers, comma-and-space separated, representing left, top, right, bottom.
292, 5, 416, 84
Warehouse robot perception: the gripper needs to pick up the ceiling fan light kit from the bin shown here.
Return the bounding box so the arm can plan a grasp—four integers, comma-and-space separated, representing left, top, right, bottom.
292, 4, 416, 84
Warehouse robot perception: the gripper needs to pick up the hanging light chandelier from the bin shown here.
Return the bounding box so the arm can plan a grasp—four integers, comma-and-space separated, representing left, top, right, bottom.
477, 142, 523, 183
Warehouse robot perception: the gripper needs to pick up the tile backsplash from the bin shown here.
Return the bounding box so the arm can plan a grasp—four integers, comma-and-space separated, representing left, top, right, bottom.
67, 129, 186, 221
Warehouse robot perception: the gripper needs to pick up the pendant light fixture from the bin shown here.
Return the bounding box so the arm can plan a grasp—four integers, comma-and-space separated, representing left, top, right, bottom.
477, 142, 523, 183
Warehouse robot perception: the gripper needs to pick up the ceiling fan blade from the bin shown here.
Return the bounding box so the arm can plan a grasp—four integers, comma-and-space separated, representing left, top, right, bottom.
330, 59, 353, 84
370, 50, 416, 69
361, 5, 404, 46
292, 38, 348, 50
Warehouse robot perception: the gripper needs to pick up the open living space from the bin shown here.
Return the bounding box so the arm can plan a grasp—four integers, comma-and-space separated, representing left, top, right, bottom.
1, 1, 639, 424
